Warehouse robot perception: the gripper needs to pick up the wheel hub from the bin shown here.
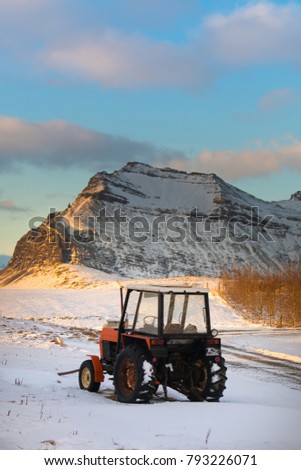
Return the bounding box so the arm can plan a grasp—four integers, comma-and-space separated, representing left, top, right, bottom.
81, 367, 92, 389
119, 358, 137, 394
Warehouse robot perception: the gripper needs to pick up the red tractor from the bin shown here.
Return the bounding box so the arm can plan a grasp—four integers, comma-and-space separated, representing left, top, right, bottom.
79, 284, 227, 403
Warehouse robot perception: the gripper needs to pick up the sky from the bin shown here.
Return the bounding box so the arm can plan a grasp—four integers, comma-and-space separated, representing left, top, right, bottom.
0, 0, 301, 255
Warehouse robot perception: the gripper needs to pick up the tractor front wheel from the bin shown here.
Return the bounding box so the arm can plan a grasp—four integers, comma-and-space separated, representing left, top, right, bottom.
114, 345, 155, 403
79, 360, 100, 393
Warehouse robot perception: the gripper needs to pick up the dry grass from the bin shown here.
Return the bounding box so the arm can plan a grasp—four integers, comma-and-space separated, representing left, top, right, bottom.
220, 263, 301, 327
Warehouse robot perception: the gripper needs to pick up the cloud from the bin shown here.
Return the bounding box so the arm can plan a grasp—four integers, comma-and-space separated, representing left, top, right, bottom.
0, 116, 183, 171
165, 139, 301, 180
1, 116, 301, 181
44, 3, 301, 90
259, 88, 297, 111
1, 2, 301, 90
0, 199, 27, 212
41, 2, 301, 90
204, 2, 301, 66
45, 31, 212, 90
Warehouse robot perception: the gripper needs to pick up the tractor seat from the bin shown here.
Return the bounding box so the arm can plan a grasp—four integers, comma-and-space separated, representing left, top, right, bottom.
141, 323, 157, 335
164, 323, 183, 334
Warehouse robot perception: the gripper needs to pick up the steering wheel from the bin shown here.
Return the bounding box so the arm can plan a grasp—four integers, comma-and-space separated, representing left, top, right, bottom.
143, 315, 158, 326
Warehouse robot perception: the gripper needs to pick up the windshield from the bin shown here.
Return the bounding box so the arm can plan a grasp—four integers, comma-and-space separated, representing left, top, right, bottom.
124, 290, 207, 335
163, 293, 207, 334
125, 290, 159, 335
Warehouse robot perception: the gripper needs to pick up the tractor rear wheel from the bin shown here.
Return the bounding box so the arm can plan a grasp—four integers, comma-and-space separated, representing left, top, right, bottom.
205, 357, 227, 402
79, 360, 100, 392
114, 345, 156, 403
187, 357, 227, 402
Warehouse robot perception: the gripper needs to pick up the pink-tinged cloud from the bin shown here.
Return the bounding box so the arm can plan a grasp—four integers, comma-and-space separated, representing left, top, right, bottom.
41, 3, 301, 89
204, 3, 301, 66
167, 141, 301, 180
1, 116, 301, 180
1, 2, 301, 90
45, 31, 213, 90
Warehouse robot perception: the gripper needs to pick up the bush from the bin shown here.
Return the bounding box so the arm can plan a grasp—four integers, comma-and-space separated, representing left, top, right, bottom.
221, 263, 301, 327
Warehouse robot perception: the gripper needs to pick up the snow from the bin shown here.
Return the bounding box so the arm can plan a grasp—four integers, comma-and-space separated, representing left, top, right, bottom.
142, 361, 154, 385
117, 170, 219, 212
0, 278, 301, 450
254, 349, 301, 364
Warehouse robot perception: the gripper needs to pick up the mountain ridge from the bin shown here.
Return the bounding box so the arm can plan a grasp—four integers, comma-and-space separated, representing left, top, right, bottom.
1, 162, 300, 286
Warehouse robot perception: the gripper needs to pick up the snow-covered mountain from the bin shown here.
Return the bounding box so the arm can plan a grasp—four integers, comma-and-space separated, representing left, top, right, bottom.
1, 162, 301, 285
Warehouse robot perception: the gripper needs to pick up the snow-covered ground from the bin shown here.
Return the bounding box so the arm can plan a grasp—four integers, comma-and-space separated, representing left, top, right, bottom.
0, 276, 301, 450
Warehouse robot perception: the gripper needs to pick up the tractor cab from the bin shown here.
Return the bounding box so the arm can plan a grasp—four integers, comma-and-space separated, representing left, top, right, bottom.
120, 284, 215, 339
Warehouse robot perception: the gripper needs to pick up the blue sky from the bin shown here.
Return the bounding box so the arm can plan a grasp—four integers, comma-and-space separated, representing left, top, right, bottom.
0, 0, 301, 255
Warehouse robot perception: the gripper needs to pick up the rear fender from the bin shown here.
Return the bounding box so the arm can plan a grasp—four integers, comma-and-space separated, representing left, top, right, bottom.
121, 334, 151, 352
88, 355, 104, 383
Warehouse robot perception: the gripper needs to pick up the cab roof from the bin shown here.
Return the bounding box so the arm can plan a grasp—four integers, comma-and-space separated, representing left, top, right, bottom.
126, 284, 209, 294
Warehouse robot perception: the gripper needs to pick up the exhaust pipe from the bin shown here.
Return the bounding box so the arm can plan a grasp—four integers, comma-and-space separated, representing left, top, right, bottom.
120, 286, 124, 314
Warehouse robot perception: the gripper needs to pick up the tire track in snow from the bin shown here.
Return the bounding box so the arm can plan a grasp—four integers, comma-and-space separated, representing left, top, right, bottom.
222, 344, 301, 390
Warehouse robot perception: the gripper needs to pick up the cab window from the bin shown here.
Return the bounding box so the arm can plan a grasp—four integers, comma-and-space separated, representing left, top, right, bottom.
126, 290, 159, 335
